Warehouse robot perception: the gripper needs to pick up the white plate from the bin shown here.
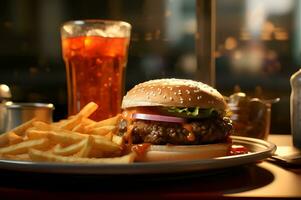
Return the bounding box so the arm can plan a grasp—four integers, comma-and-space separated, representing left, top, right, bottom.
0, 136, 276, 175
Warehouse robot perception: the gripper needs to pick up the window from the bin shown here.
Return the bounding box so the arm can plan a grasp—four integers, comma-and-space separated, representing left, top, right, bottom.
0, 0, 295, 133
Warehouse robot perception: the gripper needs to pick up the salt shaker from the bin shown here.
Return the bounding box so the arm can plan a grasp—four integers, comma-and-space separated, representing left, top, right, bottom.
290, 69, 301, 149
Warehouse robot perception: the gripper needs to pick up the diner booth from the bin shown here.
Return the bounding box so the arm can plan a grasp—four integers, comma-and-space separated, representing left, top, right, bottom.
0, 0, 300, 199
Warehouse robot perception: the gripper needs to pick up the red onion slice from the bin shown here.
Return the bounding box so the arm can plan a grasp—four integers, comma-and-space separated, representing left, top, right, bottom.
132, 113, 186, 123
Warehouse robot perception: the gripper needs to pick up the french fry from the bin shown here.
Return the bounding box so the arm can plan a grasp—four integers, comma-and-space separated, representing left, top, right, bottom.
93, 137, 121, 153
82, 118, 96, 126
74, 136, 93, 158
32, 121, 59, 131
11, 118, 37, 136
30, 129, 111, 145
46, 130, 84, 144
86, 114, 120, 129
0, 118, 36, 147
112, 135, 124, 146
8, 132, 23, 145
53, 138, 89, 156
28, 129, 66, 141
87, 126, 116, 136
1, 154, 30, 161
49, 144, 60, 153
52, 119, 68, 127
29, 149, 135, 164
0, 138, 49, 155
77, 102, 98, 118
87, 136, 122, 158
100, 132, 113, 140
0, 133, 9, 148
54, 101, 96, 131
71, 123, 85, 132
0, 102, 134, 165
58, 115, 84, 131
104, 132, 113, 140
27, 130, 49, 140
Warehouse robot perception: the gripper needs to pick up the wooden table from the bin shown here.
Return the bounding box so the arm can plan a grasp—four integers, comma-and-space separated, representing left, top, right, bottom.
0, 135, 300, 199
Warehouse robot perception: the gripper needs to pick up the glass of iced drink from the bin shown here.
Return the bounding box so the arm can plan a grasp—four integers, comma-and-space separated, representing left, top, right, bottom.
61, 20, 131, 120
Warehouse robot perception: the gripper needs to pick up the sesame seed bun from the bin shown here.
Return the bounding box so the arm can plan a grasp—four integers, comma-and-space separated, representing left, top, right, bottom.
122, 78, 227, 111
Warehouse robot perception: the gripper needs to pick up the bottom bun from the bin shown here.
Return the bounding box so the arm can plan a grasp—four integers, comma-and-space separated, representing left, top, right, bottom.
135, 143, 231, 162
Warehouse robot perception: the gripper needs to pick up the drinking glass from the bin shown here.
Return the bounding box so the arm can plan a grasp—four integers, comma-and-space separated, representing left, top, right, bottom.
61, 20, 131, 120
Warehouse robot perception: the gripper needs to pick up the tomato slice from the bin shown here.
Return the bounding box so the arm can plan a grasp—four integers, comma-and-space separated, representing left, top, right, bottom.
132, 113, 186, 123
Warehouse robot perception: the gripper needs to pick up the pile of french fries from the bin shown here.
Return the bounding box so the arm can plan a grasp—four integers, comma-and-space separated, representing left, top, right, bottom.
0, 102, 135, 164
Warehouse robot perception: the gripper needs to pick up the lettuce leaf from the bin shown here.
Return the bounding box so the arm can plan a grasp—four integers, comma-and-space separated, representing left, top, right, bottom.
165, 107, 217, 118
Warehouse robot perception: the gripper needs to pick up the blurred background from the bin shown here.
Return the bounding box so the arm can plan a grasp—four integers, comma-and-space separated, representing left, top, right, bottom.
0, 0, 300, 134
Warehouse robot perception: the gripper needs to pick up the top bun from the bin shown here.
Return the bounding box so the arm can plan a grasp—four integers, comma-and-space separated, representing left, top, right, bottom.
122, 79, 227, 111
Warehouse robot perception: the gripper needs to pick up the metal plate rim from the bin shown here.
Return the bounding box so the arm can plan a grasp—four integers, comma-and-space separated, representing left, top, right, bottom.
0, 136, 276, 175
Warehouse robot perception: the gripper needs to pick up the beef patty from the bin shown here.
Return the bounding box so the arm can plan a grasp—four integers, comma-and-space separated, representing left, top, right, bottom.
117, 116, 232, 145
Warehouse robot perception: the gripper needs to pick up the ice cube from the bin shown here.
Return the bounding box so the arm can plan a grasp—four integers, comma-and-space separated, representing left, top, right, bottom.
86, 25, 123, 37
86, 29, 107, 37
62, 24, 74, 36
104, 25, 122, 37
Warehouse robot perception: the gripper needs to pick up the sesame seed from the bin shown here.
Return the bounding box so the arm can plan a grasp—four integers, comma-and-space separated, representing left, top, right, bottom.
169, 97, 173, 101
163, 95, 167, 99
188, 98, 191, 101
186, 90, 190, 94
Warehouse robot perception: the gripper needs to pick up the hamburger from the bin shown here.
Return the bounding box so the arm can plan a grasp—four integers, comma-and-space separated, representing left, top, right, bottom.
117, 78, 233, 162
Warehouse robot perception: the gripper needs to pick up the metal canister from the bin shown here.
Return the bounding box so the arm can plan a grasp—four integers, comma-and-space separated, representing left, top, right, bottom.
1, 102, 54, 132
